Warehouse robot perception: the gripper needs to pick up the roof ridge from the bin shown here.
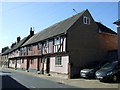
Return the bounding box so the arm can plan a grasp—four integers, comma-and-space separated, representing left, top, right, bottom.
22, 9, 87, 46
36, 9, 87, 34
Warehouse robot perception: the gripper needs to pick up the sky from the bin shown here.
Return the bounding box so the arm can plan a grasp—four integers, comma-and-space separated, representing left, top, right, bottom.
0, 1, 119, 52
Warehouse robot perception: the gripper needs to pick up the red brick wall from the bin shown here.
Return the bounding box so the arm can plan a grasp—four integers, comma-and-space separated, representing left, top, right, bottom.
21, 59, 27, 69
28, 45, 42, 55
99, 33, 118, 51
29, 58, 37, 70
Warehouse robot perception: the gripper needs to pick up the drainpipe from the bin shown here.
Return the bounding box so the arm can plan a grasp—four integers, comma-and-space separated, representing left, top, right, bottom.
113, 19, 120, 59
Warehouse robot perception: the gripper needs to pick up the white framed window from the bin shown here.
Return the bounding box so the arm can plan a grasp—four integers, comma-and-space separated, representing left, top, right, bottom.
55, 56, 62, 66
83, 16, 90, 24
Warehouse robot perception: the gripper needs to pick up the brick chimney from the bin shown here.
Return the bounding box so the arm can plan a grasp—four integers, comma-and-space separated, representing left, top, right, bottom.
30, 27, 34, 37
17, 36, 21, 43
113, 19, 120, 59
11, 42, 16, 48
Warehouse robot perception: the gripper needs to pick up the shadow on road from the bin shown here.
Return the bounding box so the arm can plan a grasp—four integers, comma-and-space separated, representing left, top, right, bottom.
2, 75, 29, 90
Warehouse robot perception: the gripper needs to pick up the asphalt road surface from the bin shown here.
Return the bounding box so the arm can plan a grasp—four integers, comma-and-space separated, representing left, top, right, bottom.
0, 68, 83, 89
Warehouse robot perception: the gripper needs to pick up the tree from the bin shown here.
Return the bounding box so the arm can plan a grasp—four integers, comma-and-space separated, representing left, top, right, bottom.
1, 46, 9, 53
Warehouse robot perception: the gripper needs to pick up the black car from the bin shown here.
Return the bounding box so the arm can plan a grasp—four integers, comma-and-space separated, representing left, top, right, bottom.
96, 61, 120, 82
80, 64, 102, 79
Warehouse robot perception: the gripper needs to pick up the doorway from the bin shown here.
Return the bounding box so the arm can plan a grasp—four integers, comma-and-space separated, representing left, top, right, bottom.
46, 57, 50, 74
37, 58, 42, 71
27, 59, 30, 70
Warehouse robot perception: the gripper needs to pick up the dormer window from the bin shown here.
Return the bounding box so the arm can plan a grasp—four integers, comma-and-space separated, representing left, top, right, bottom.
83, 16, 90, 24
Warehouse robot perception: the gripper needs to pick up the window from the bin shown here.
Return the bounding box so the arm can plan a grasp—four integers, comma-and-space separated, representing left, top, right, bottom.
22, 59, 24, 63
98, 29, 102, 33
28, 45, 32, 51
31, 58, 34, 64
38, 43, 42, 50
54, 37, 60, 45
55, 56, 62, 66
43, 40, 49, 54
12, 60, 14, 64
17, 60, 20, 64
24, 47, 27, 51
83, 16, 90, 24
45, 40, 49, 47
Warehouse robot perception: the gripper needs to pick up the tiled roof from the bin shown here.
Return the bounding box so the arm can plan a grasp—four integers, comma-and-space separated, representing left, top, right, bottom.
95, 22, 117, 35
22, 10, 87, 46
1, 48, 10, 55
2, 36, 30, 55
2, 9, 117, 55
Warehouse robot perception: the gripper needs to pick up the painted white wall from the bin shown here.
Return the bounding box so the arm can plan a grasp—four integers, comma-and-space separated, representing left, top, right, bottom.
50, 55, 69, 74
9, 60, 15, 68
17, 64, 21, 68
49, 40, 53, 53
63, 38, 66, 52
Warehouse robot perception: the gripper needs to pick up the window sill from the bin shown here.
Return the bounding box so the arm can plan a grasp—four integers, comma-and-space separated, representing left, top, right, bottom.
55, 65, 63, 67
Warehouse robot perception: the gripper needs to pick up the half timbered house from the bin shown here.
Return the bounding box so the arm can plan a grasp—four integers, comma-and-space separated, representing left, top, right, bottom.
0, 9, 117, 78
8, 9, 117, 78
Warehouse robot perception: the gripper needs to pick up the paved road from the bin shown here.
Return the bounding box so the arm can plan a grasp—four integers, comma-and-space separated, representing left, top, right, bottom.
0, 68, 87, 89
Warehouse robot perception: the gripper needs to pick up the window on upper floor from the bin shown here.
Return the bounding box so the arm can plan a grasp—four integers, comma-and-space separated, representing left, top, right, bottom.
16, 50, 18, 53
28, 45, 32, 51
98, 29, 102, 33
54, 37, 60, 45
44, 40, 49, 47
24, 47, 27, 52
20, 48, 22, 52
83, 16, 90, 25
38, 42, 42, 50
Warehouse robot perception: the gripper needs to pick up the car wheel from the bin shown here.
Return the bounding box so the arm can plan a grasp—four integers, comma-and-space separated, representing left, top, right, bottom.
113, 75, 117, 82
100, 79, 104, 82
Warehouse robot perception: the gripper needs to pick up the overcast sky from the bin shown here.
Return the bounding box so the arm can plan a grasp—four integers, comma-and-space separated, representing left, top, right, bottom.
0, 1, 119, 52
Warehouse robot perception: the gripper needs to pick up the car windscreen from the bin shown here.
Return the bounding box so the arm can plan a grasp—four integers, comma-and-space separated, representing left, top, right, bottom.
101, 62, 118, 69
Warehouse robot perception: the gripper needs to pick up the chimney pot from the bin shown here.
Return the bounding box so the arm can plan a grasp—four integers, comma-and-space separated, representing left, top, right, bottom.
17, 36, 21, 43
30, 27, 34, 36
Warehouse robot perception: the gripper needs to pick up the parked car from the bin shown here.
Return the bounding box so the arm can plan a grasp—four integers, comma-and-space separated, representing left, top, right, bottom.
96, 61, 120, 82
80, 62, 104, 79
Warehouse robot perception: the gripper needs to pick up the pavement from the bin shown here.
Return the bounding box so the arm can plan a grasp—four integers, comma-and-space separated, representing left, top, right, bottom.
2, 68, 120, 89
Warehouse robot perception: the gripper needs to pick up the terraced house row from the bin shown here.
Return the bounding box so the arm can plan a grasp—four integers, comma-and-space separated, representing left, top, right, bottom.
0, 9, 118, 78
